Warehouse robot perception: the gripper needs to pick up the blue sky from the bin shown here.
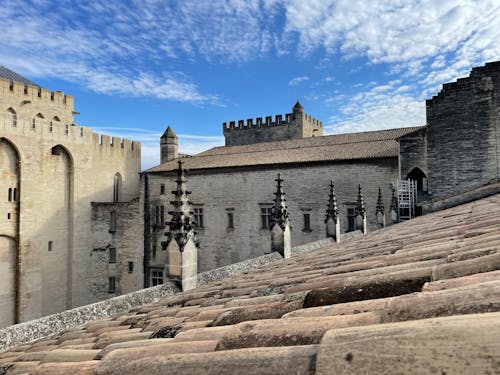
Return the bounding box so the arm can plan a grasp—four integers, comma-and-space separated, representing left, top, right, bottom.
1, 0, 499, 169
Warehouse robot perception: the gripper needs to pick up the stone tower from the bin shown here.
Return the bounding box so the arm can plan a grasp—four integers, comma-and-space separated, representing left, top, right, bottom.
160, 126, 178, 164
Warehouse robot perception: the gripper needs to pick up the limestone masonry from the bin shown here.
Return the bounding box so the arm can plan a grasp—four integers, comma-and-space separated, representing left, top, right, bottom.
2, 61, 500, 328
0, 67, 141, 327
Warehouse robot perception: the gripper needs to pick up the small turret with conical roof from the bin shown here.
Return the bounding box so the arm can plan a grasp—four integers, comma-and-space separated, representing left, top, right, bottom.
160, 126, 178, 164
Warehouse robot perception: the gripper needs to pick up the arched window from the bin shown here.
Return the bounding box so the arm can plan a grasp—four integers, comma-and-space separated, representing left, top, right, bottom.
6, 108, 17, 127
32, 113, 44, 129
406, 167, 427, 193
113, 173, 122, 202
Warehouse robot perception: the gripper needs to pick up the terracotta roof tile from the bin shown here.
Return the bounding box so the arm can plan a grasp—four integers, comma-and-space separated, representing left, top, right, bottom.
147, 126, 424, 172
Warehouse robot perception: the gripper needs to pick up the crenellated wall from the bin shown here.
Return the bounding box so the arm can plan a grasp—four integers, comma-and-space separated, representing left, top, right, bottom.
0, 77, 141, 327
223, 105, 323, 146
426, 61, 500, 198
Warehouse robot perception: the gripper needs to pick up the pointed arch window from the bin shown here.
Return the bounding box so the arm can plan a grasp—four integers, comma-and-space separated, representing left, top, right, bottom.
32, 113, 44, 129
50, 116, 60, 133
6, 108, 17, 127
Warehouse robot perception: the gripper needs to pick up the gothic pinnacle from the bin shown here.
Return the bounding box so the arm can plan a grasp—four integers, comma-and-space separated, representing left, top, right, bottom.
376, 187, 385, 215
325, 180, 339, 223
270, 173, 290, 230
356, 184, 366, 216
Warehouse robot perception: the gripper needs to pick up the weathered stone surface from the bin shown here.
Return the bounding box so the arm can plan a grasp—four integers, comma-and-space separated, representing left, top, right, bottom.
316, 312, 500, 374
95, 345, 319, 375
215, 313, 380, 350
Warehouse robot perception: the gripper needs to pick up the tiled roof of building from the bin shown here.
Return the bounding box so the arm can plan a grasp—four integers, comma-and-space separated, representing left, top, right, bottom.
147, 126, 424, 173
1, 193, 499, 373
0, 65, 40, 87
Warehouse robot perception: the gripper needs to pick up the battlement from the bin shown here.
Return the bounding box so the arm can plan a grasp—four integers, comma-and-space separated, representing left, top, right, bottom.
222, 104, 323, 146
0, 77, 74, 110
0, 112, 140, 156
427, 60, 499, 104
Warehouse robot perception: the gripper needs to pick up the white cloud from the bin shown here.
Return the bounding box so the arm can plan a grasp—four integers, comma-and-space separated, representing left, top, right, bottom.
288, 76, 309, 86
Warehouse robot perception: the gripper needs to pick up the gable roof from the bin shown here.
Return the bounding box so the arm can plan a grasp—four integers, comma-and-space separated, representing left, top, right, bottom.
0, 65, 40, 87
1, 192, 499, 373
147, 126, 424, 173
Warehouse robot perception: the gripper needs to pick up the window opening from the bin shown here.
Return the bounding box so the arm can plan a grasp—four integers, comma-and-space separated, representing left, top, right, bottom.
109, 247, 116, 263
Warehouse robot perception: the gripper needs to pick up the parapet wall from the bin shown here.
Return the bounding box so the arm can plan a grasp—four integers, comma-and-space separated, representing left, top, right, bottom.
0, 112, 140, 156
0, 77, 74, 112
223, 110, 323, 146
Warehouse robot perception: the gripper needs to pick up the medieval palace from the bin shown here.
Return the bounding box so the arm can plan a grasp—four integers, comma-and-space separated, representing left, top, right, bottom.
1, 61, 499, 327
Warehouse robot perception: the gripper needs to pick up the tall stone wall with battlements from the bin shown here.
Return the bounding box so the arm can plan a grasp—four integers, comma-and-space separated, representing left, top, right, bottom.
223, 103, 323, 146
426, 61, 500, 198
0, 77, 141, 327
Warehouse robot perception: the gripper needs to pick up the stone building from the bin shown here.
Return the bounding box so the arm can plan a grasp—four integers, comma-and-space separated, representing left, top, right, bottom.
144, 104, 423, 283
0, 66, 142, 327
143, 61, 500, 286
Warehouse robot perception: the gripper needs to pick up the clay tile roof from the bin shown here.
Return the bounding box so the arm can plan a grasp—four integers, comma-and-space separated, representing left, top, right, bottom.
147, 126, 425, 173
1, 192, 500, 373
0, 65, 40, 87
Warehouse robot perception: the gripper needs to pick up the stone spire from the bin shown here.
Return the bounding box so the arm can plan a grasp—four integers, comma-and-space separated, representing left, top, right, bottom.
292, 100, 304, 113
375, 187, 386, 228
390, 186, 398, 223
270, 173, 291, 258
356, 184, 367, 234
162, 159, 198, 290
325, 180, 340, 242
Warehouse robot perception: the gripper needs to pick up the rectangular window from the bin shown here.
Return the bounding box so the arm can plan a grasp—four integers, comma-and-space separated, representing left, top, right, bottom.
7, 213, 11, 220
154, 206, 160, 226
8, 188, 12, 202
227, 211, 234, 229
160, 184, 165, 195
12, 188, 16, 202
260, 206, 273, 229
160, 205, 165, 227
151, 270, 164, 286
303, 213, 311, 232
108, 277, 116, 293
109, 247, 116, 263
128, 261, 134, 273
109, 211, 117, 232
193, 207, 204, 228
48, 241, 53, 252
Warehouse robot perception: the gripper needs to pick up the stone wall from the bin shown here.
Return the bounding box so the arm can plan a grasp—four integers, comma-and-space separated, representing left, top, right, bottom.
0, 78, 141, 327
90, 199, 143, 301
223, 108, 322, 146
426, 61, 500, 198
146, 158, 398, 274
399, 127, 427, 180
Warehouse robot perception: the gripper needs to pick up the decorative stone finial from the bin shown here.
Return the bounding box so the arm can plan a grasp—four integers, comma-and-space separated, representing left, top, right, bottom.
270, 173, 290, 231
270, 173, 291, 258
325, 180, 339, 223
162, 159, 198, 291
356, 184, 367, 234
390, 186, 398, 223
375, 187, 386, 228
356, 184, 366, 216
375, 187, 384, 215
325, 180, 340, 242
164, 159, 196, 248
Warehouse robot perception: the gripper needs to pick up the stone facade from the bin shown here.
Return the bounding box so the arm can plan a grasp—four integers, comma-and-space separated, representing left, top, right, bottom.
0, 71, 141, 327
145, 158, 398, 275
425, 61, 500, 197
223, 101, 323, 146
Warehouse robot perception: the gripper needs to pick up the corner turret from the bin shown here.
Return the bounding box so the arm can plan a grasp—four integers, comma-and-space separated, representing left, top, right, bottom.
160, 126, 178, 164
